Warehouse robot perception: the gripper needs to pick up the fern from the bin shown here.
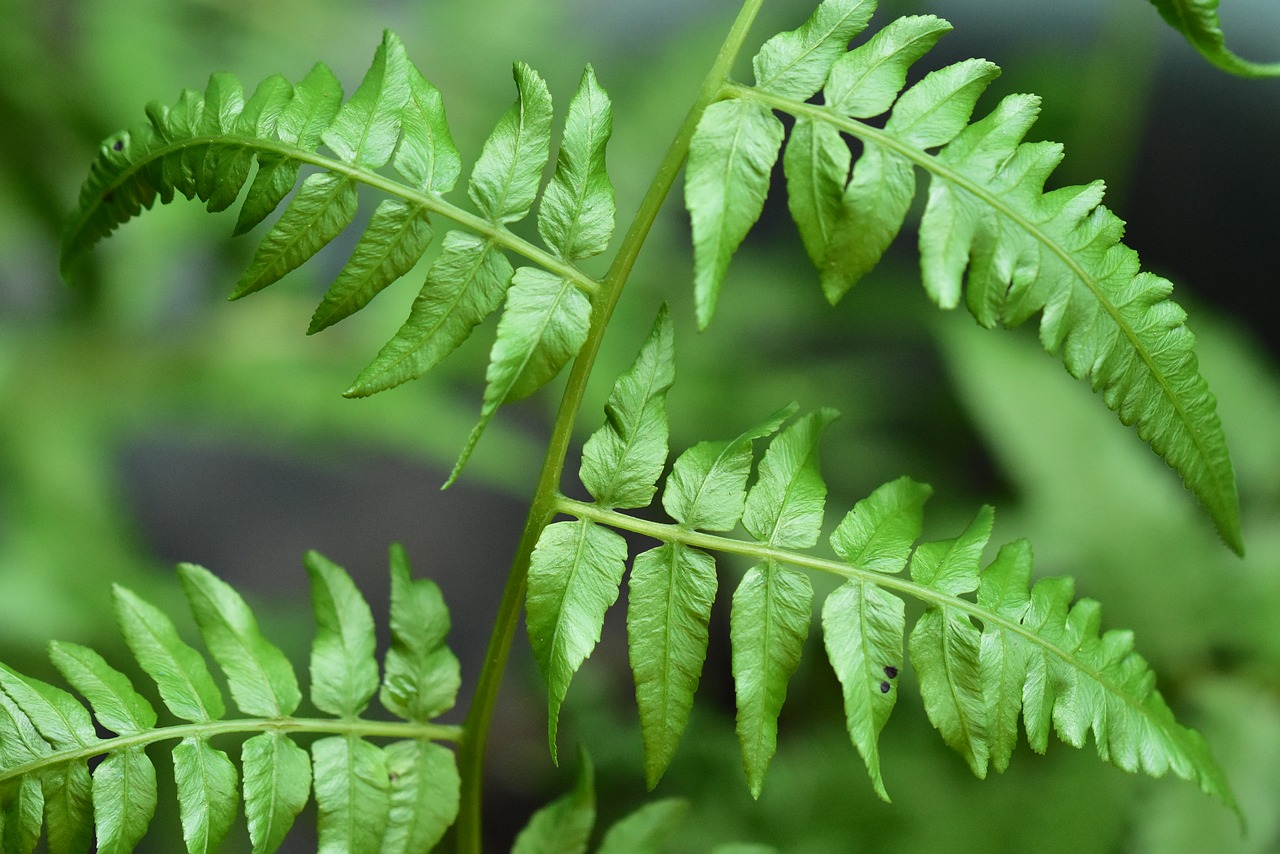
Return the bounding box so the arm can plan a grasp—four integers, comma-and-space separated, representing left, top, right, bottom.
532, 309, 1236, 807
45, 0, 1254, 849
1145, 0, 1280, 78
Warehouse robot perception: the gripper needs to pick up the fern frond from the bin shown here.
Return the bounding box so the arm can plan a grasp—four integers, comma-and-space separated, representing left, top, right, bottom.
1145, 0, 1280, 78
527, 314, 1235, 810
683, 0, 1241, 553
0, 548, 462, 852
62, 31, 616, 486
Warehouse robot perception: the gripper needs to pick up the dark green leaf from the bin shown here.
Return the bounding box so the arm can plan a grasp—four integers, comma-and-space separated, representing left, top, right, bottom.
92, 748, 157, 854
685, 98, 784, 328
526, 521, 628, 761
242, 732, 311, 854
822, 578, 905, 800
538, 65, 615, 260
231, 172, 359, 299
113, 585, 225, 722
173, 737, 238, 854
627, 543, 717, 787
49, 641, 157, 735
306, 552, 380, 718
449, 266, 591, 485
380, 740, 459, 853
178, 563, 301, 718
468, 62, 553, 224
829, 476, 932, 573
311, 736, 390, 853
380, 544, 461, 722
662, 404, 795, 532
752, 0, 875, 101
347, 231, 513, 397
742, 409, 837, 548
580, 305, 674, 510
731, 562, 812, 797
308, 199, 434, 333
511, 751, 595, 854
322, 31, 412, 169
597, 798, 688, 854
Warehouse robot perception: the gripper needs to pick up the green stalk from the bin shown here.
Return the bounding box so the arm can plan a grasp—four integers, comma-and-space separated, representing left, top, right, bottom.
453, 2, 766, 849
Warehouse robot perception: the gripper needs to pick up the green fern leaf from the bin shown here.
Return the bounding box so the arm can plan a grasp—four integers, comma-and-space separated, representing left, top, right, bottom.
346, 231, 514, 397
312, 736, 390, 852
685, 98, 784, 329
49, 643, 157, 737
394, 59, 462, 194
241, 732, 311, 854
92, 748, 157, 854
627, 542, 717, 788
0, 693, 47, 854
173, 737, 238, 854
527, 521, 628, 762
1146, 0, 1280, 77
511, 751, 595, 854
580, 305, 675, 510
305, 551, 380, 717
381, 740, 459, 853
449, 266, 592, 485
538, 65, 616, 260
114, 585, 226, 722
751, 0, 875, 101
597, 797, 688, 854
380, 544, 461, 722
321, 31, 411, 169
468, 62, 554, 224
742, 409, 837, 549
178, 563, 302, 718
974, 540, 1035, 773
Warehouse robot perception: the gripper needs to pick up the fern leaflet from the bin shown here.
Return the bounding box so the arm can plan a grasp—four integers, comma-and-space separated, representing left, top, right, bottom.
60, 31, 615, 486
526, 310, 1236, 810
683, 0, 1241, 553
1145, 0, 1280, 78
0, 548, 461, 853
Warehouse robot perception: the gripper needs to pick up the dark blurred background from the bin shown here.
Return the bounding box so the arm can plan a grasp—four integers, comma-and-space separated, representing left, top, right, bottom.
1, 0, 1278, 850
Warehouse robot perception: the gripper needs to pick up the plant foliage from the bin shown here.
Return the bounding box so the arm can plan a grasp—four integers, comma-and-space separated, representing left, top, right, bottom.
1144, 0, 1280, 78
0, 547, 463, 852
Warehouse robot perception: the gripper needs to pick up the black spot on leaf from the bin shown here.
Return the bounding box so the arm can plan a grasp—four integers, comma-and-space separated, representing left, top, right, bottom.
883, 666, 898, 679
113, 139, 124, 151
879, 681, 891, 694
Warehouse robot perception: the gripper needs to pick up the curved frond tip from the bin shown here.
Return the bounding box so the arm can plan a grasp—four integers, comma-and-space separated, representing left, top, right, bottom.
683, 1, 1242, 552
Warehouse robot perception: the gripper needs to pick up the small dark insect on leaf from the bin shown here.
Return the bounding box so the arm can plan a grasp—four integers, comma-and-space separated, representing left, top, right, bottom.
879, 681, 891, 694
883, 666, 898, 679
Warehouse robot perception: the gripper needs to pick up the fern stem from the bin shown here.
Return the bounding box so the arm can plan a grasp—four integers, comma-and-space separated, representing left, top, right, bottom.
453, 2, 767, 849
0, 717, 463, 787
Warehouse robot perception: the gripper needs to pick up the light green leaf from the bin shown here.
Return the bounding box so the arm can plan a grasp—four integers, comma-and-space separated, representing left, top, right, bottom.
193, 74, 244, 205
231, 172, 359, 299
538, 65, 615, 260
178, 563, 301, 719
752, 0, 875, 101
526, 521, 628, 761
824, 15, 952, 118
597, 797, 688, 854
627, 543, 718, 787
308, 199, 434, 333
580, 306, 674, 510
380, 544, 461, 722
242, 732, 311, 854
662, 404, 795, 532
49, 641, 157, 735
822, 578, 905, 801
346, 231, 513, 397
885, 58, 1000, 149
322, 30, 411, 169
394, 60, 462, 193
113, 585, 225, 722
173, 737, 238, 854
92, 748, 157, 854
449, 266, 591, 486
1146, 0, 1280, 77
235, 62, 342, 235
468, 62, 553, 224
829, 476, 933, 573
782, 117, 849, 276
685, 98, 785, 329
311, 736, 390, 854
742, 409, 837, 548
908, 505, 994, 596
1, 774, 42, 854
511, 751, 595, 854
731, 561, 812, 798
41, 760, 94, 854
380, 740, 459, 853
306, 551, 380, 717
203, 73, 292, 214
0, 666, 97, 750
975, 540, 1033, 773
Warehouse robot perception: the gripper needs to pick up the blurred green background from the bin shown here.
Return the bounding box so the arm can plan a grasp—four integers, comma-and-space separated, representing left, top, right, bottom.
1, 0, 1278, 850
